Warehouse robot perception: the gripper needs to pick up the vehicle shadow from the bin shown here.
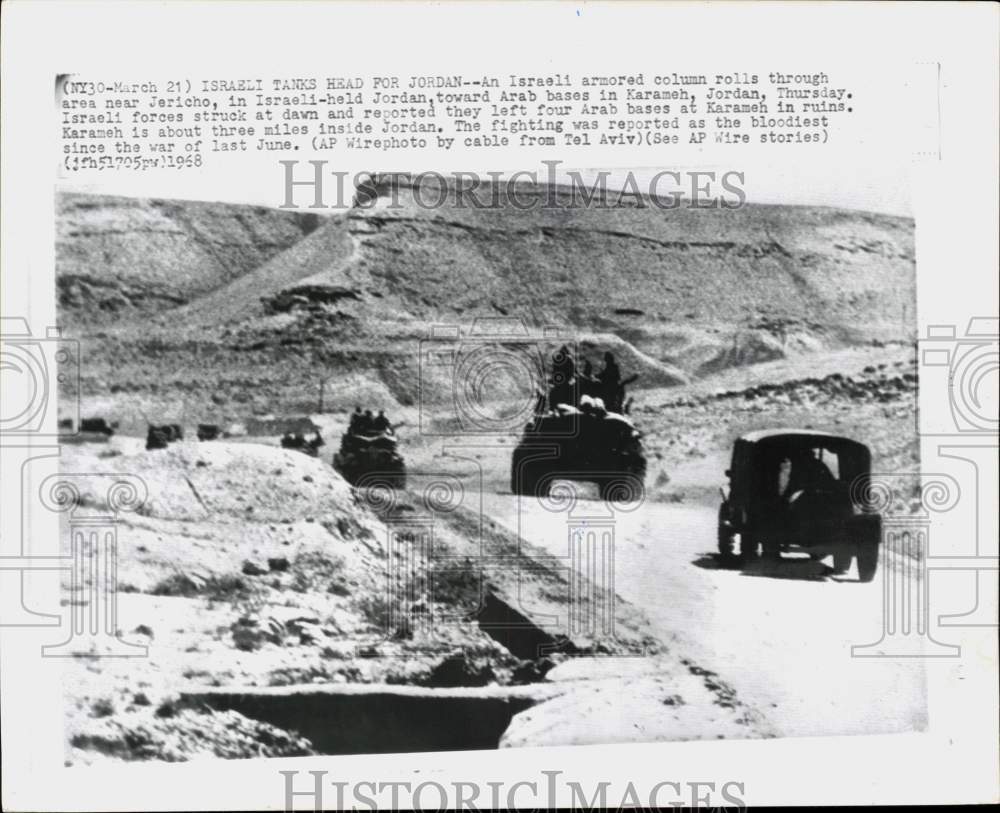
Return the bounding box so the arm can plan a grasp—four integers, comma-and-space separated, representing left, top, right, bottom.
692, 553, 855, 583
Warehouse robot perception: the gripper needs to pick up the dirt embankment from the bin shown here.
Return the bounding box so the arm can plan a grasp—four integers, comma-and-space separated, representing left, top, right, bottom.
62, 436, 767, 764
55, 182, 917, 760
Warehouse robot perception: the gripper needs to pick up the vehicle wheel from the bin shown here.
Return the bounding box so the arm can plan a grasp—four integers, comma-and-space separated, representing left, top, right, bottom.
716, 503, 736, 559
857, 543, 879, 583
741, 533, 760, 560
718, 526, 736, 558
832, 547, 852, 574
718, 531, 737, 560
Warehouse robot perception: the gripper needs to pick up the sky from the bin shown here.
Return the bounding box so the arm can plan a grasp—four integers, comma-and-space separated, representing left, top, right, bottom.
59, 161, 913, 218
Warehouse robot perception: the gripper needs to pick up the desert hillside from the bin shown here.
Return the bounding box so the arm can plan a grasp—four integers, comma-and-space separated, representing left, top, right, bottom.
57, 193, 323, 324
56, 178, 915, 424
56, 179, 922, 761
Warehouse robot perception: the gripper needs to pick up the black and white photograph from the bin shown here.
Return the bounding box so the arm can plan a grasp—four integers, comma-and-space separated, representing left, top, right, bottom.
53, 169, 926, 763
1, 2, 997, 810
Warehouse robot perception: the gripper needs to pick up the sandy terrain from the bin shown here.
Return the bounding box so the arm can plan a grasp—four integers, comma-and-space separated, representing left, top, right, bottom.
55, 178, 921, 762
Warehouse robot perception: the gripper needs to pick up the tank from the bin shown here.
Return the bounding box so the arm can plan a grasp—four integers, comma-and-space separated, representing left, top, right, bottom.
333, 429, 406, 488
281, 431, 324, 457
510, 403, 646, 501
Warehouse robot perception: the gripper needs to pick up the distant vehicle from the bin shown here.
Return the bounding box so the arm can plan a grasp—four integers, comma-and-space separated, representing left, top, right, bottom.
717, 429, 882, 581
281, 431, 325, 457
510, 399, 646, 502
62, 416, 118, 444
333, 428, 406, 488
79, 417, 116, 436
146, 423, 183, 450
197, 423, 220, 441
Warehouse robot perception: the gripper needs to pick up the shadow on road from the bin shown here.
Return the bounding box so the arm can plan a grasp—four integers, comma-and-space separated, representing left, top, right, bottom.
693, 553, 858, 583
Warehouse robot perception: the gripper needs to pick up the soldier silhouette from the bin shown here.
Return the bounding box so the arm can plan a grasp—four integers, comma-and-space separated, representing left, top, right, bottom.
597, 351, 622, 411
348, 406, 363, 434
372, 409, 392, 433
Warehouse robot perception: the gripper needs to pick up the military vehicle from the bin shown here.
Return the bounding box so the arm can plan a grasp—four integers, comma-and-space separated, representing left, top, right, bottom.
79, 417, 116, 436
717, 429, 882, 581
62, 416, 118, 444
280, 431, 325, 457
146, 423, 183, 450
510, 398, 646, 501
333, 428, 406, 488
197, 423, 221, 441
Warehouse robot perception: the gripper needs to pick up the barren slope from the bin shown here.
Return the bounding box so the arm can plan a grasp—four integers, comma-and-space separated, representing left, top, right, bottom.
57, 193, 324, 326
56, 177, 915, 422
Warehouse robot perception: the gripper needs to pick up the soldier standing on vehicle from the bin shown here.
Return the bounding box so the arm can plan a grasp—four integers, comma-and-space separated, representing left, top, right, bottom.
598, 351, 621, 411
372, 409, 392, 433
348, 406, 363, 434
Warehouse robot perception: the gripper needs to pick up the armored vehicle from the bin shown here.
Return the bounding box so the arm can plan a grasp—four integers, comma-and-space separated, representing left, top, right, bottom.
62, 416, 118, 444
281, 431, 325, 457
79, 417, 116, 436
197, 423, 221, 441
146, 423, 183, 451
717, 429, 882, 581
333, 429, 406, 488
510, 401, 646, 501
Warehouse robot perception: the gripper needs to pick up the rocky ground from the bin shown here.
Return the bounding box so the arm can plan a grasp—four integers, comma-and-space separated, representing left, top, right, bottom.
62, 430, 770, 764
56, 180, 918, 762
61, 338, 916, 763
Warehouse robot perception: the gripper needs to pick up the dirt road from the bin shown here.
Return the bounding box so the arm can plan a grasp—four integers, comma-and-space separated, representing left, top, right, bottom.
479, 489, 927, 739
